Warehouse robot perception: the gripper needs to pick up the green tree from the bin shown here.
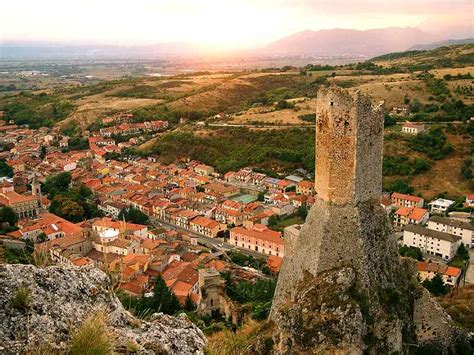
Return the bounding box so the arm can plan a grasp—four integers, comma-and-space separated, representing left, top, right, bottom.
118, 206, 149, 225
297, 205, 308, 219
383, 179, 415, 194
50, 195, 85, 223
267, 215, 280, 227
384, 114, 397, 127
411, 99, 421, 113
422, 274, 449, 296
37, 232, 48, 243
42, 172, 72, 198
0, 160, 14, 178
456, 243, 469, 261
275, 100, 295, 110
150, 275, 181, 315
184, 296, 195, 311
0, 206, 18, 226
411, 128, 453, 160
399, 245, 423, 261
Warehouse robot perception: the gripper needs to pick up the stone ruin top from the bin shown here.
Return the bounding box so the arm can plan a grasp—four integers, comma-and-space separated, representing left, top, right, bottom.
315, 87, 384, 205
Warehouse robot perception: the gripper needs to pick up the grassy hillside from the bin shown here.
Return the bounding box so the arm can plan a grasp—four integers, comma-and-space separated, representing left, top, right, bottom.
136, 122, 473, 199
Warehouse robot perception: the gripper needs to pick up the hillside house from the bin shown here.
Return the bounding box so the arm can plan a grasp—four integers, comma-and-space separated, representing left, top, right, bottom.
190, 216, 225, 238
402, 122, 425, 135
427, 216, 474, 248
403, 224, 461, 261
464, 194, 474, 208
391, 192, 424, 208
0, 182, 39, 219
428, 198, 455, 214
416, 261, 461, 288
296, 180, 315, 196
230, 224, 284, 257
390, 105, 411, 117
394, 206, 429, 228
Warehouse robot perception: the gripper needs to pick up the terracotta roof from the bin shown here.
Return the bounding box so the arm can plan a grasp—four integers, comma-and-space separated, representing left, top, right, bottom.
72, 257, 92, 266
391, 192, 423, 203
181, 252, 200, 262
231, 226, 283, 245
119, 282, 143, 296
162, 262, 198, 286
191, 216, 219, 229
297, 181, 314, 188
403, 122, 424, 129
35, 233, 85, 252
205, 259, 227, 271
416, 261, 461, 278
267, 255, 283, 272
395, 207, 427, 221
86, 249, 121, 263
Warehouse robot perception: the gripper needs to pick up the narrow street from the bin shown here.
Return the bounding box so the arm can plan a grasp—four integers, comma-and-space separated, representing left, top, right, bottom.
150, 217, 269, 259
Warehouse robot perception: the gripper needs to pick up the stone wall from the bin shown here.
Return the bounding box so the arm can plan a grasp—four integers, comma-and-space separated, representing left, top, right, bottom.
315, 87, 383, 205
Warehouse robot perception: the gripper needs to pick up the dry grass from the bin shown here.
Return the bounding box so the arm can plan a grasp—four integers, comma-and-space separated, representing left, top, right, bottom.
70, 310, 113, 355
411, 130, 472, 199
32, 250, 50, 268
206, 320, 273, 355
11, 286, 30, 310
229, 98, 316, 125
437, 285, 474, 331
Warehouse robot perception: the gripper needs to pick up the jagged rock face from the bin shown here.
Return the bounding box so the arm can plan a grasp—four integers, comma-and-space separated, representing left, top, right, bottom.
270, 87, 471, 354
272, 199, 414, 353
0, 264, 206, 354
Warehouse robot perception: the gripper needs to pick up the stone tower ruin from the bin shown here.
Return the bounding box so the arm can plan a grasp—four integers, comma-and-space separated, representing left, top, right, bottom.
270, 87, 470, 354
315, 88, 383, 205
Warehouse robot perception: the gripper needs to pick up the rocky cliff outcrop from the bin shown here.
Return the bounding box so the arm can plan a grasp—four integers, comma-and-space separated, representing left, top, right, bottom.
0, 264, 206, 354
270, 87, 471, 354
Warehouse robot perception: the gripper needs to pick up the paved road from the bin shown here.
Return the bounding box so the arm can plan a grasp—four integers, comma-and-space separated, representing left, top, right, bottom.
207, 123, 314, 129
150, 217, 268, 260
204, 121, 465, 130
464, 249, 474, 285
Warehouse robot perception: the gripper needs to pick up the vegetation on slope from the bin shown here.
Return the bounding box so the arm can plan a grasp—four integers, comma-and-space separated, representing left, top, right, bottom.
437, 285, 474, 332
139, 127, 316, 174
1, 92, 75, 128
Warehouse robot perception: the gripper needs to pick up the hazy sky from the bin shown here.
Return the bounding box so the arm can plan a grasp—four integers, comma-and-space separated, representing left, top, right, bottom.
1, 0, 472, 48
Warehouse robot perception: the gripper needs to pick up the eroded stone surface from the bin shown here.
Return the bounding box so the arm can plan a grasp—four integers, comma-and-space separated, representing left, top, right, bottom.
0, 264, 206, 354
271, 87, 471, 354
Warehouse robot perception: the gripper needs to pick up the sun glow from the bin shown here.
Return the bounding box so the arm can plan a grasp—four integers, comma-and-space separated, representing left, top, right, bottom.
1, 0, 471, 49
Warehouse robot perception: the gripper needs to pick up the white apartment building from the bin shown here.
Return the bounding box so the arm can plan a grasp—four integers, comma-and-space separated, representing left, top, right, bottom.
428, 198, 455, 214
427, 216, 474, 248
403, 224, 461, 261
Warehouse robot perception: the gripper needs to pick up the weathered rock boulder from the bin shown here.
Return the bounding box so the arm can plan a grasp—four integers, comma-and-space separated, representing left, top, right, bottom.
0, 264, 206, 354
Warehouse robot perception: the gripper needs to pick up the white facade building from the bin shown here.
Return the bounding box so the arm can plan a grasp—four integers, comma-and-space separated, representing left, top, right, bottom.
428, 198, 455, 214
427, 216, 474, 248
403, 224, 461, 261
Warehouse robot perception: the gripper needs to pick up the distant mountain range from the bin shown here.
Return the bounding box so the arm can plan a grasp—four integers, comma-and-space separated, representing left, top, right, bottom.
0, 41, 207, 60
408, 38, 474, 51
1, 27, 471, 60
262, 27, 437, 57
